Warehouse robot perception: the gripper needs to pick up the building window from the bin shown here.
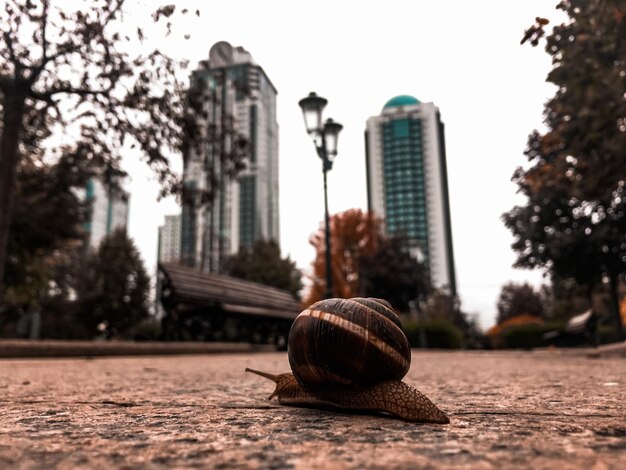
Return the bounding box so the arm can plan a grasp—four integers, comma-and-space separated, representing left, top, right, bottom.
249, 104, 257, 163
228, 65, 248, 101
381, 117, 430, 269
239, 176, 256, 248
393, 119, 409, 138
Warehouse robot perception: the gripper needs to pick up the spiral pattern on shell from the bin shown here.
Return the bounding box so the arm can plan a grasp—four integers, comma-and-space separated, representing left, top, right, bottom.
287, 297, 411, 390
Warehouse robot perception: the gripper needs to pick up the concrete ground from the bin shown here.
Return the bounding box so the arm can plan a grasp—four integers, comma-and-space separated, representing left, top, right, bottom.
1, 350, 624, 469
0, 339, 276, 358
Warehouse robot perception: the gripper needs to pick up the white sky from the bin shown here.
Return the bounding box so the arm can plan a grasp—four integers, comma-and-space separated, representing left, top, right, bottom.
120, 0, 567, 329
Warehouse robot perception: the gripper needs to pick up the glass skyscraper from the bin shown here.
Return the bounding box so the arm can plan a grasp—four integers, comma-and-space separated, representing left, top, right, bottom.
83, 178, 130, 250
181, 41, 279, 272
365, 95, 456, 295
158, 214, 181, 264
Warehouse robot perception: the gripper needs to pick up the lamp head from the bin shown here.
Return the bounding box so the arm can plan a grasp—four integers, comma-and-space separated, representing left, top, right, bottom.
299, 92, 328, 140
323, 118, 343, 160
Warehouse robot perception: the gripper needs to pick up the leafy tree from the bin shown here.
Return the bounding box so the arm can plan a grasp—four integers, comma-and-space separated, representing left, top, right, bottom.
305, 209, 380, 303
496, 282, 545, 324
305, 209, 433, 313
75, 228, 151, 338
1, 151, 91, 333
503, 0, 626, 340
421, 288, 470, 333
541, 275, 603, 322
359, 234, 433, 312
0, 2, 238, 299
225, 239, 303, 300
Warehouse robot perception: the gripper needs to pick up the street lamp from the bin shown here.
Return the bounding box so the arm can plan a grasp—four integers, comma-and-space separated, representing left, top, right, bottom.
299, 92, 343, 299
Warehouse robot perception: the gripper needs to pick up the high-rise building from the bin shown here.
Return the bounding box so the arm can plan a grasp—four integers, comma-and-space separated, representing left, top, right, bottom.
365, 95, 456, 295
181, 41, 279, 272
158, 214, 182, 263
83, 178, 130, 250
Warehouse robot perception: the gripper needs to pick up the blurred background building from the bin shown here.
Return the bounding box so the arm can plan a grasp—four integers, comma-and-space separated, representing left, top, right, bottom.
181, 41, 280, 273
365, 95, 456, 295
83, 178, 130, 250
158, 214, 182, 263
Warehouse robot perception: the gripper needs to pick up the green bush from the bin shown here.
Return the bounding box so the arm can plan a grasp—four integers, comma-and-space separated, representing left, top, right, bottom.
499, 324, 549, 349
598, 325, 623, 345
403, 319, 464, 349
125, 318, 162, 341
497, 321, 623, 350
497, 323, 561, 349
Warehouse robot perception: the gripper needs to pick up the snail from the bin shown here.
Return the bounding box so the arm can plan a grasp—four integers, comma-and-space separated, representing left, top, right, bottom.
246, 297, 449, 424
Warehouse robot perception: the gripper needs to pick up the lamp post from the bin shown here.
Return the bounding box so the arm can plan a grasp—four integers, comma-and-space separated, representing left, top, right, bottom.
299, 92, 343, 299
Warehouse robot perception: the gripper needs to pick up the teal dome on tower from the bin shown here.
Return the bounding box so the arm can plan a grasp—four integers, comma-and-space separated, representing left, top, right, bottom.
383, 95, 420, 111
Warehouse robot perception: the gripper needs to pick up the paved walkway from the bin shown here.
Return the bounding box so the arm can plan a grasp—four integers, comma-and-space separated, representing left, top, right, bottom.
0, 339, 276, 358
1, 351, 624, 469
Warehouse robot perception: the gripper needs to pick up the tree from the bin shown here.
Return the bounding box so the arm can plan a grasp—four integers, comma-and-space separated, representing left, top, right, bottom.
541, 275, 601, 322
75, 229, 151, 338
305, 209, 379, 303
0, 2, 236, 299
225, 239, 303, 300
1, 151, 92, 334
305, 209, 433, 312
421, 288, 470, 332
496, 282, 545, 324
503, 0, 626, 339
359, 234, 433, 312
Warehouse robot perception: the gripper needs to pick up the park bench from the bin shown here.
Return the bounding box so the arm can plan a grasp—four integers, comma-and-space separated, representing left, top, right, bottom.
158, 262, 301, 347
543, 309, 598, 346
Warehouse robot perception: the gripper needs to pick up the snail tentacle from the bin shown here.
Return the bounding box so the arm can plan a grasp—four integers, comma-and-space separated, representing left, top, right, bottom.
245, 368, 299, 400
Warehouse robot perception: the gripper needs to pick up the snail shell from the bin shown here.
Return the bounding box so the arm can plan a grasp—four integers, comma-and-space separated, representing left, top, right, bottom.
287, 297, 411, 390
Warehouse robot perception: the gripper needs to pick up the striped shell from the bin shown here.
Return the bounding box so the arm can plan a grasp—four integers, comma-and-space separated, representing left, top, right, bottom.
287, 297, 411, 390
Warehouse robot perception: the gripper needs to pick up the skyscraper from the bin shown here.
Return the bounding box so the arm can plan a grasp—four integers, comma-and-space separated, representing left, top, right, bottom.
83, 178, 130, 250
181, 41, 279, 272
158, 214, 182, 263
365, 95, 456, 295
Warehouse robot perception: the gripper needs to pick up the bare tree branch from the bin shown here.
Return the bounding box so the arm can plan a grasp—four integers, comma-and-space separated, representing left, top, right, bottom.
3, 32, 21, 74
0, 0, 211, 298
40, 0, 49, 63
29, 87, 98, 101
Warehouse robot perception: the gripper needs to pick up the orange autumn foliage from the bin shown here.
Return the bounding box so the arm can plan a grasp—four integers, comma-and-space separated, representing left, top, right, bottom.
486, 314, 545, 337
304, 209, 381, 306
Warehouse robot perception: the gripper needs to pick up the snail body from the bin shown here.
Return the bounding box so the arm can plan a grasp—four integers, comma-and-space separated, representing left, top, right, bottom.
245, 368, 450, 424
246, 298, 449, 424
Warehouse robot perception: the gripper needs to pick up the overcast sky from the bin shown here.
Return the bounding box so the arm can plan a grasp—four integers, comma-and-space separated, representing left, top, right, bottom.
121, 0, 567, 329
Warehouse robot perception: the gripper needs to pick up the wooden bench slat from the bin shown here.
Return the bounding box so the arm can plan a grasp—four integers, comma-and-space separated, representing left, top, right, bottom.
159, 262, 301, 320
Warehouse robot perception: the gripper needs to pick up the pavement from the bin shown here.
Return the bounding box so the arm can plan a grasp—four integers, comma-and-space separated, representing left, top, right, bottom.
1, 338, 624, 359
0, 350, 624, 469
0, 339, 277, 358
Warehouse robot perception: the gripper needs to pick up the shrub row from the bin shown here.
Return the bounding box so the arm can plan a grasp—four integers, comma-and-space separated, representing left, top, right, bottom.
493, 323, 621, 349
402, 319, 464, 349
